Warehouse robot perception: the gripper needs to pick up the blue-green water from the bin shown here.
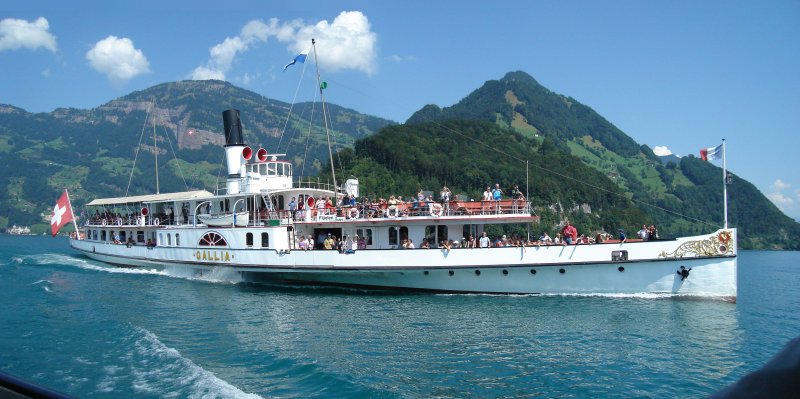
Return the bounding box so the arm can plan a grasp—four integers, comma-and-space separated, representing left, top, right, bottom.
1, 235, 798, 398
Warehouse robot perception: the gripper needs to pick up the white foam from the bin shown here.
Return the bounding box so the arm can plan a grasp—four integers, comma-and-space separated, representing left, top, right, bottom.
32, 279, 53, 285
130, 326, 262, 399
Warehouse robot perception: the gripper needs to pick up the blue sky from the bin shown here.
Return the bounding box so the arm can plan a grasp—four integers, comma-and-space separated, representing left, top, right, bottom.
2, 1, 799, 219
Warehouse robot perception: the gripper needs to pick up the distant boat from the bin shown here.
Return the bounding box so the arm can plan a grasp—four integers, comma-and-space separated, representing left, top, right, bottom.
6, 225, 31, 235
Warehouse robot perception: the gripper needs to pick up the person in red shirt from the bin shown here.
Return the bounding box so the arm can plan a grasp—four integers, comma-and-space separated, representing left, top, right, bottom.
562, 221, 578, 245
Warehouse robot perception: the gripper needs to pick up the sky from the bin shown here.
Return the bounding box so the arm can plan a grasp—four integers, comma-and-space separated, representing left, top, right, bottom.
2, 0, 799, 219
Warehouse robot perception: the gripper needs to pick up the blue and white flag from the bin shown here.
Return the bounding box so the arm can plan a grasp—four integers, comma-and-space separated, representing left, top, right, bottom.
282, 49, 309, 71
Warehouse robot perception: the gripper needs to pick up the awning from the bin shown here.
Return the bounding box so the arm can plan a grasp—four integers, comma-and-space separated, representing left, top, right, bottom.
85, 190, 214, 206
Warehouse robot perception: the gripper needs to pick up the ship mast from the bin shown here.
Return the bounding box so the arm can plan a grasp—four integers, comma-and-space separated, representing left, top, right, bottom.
152, 98, 160, 194
311, 38, 338, 197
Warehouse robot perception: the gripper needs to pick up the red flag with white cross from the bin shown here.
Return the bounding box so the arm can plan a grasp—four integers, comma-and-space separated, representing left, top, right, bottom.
51, 190, 74, 237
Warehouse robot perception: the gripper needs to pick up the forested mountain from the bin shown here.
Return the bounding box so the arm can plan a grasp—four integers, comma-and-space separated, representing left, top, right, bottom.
0, 80, 393, 230
390, 71, 799, 248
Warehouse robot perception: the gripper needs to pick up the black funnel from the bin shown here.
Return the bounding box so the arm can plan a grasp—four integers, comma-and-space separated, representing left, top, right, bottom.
222, 109, 244, 146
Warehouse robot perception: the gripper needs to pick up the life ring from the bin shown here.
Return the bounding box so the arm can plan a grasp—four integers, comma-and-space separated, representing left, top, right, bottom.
349, 207, 360, 219
430, 203, 443, 217
116, 218, 123, 226
101, 219, 107, 226
386, 205, 398, 218
154, 217, 160, 225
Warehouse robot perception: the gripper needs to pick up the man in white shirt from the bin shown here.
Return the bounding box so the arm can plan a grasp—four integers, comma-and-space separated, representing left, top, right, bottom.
479, 231, 491, 248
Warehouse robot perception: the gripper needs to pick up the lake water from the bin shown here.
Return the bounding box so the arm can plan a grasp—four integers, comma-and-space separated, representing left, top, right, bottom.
1, 235, 798, 398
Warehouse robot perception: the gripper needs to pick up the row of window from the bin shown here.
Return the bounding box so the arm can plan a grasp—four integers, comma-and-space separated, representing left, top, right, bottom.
83, 229, 269, 249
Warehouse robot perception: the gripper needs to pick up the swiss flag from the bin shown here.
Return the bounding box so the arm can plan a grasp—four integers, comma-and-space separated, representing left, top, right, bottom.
51, 190, 74, 237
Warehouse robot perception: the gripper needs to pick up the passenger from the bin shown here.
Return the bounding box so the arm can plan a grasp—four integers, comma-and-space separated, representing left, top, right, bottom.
307, 236, 315, 250
317, 232, 326, 249
288, 197, 297, 214
298, 235, 308, 250
638, 225, 649, 240
420, 239, 430, 249
467, 234, 476, 248
492, 184, 503, 201
350, 236, 358, 252
358, 236, 366, 249
323, 233, 334, 250
561, 221, 578, 245
407, 239, 415, 249
441, 240, 451, 250
440, 186, 451, 203
618, 229, 627, 243
479, 232, 490, 248
483, 186, 492, 201
648, 225, 659, 241
554, 233, 563, 245
539, 232, 552, 245
511, 184, 525, 201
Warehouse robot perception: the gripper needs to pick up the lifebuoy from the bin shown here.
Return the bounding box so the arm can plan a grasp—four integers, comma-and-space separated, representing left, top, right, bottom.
101, 219, 107, 226
154, 217, 160, 225
386, 205, 398, 218
430, 203, 443, 217
116, 218, 123, 226
349, 207, 360, 219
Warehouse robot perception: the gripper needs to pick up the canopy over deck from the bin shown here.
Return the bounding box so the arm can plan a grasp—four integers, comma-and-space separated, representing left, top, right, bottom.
85, 190, 214, 206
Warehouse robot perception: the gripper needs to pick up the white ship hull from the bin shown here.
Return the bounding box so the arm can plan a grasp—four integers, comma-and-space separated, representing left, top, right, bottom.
70, 229, 737, 298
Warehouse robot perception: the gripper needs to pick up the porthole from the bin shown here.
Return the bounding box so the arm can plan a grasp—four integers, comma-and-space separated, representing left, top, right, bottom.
424, 270, 429, 276
502, 269, 509, 275
448, 270, 454, 276
530, 269, 537, 275
475, 270, 481, 276
618, 266, 625, 272
559, 268, 566, 274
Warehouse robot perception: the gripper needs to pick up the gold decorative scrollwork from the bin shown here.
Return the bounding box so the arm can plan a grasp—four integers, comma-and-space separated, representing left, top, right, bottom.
659, 231, 734, 259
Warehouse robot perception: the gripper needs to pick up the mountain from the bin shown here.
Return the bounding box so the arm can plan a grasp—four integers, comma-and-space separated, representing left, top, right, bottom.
0, 80, 394, 231
394, 71, 800, 249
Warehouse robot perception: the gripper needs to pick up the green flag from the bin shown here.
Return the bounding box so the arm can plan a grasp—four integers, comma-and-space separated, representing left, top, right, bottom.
320, 81, 327, 90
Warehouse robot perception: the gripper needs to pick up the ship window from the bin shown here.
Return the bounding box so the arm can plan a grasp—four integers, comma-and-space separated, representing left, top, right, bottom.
286, 164, 292, 176
259, 163, 266, 175
119, 231, 126, 243
199, 232, 227, 247
101, 230, 107, 241
261, 232, 269, 247
159, 233, 163, 245
176, 234, 180, 246
137, 231, 145, 243
246, 232, 253, 247
389, 227, 399, 246
167, 234, 172, 246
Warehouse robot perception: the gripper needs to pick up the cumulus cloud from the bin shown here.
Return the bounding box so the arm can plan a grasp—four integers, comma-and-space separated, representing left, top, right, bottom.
652, 146, 673, 156
772, 179, 790, 190
0, 17, 57, 52
86, 36, 150, 83
190, 11, 376, 81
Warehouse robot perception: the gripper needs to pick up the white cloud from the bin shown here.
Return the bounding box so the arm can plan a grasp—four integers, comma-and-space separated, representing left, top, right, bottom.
0, 17, 57, 52
767, 192, 794, 209
190, 11, 377, 81
389, 54, 416, 63
86, 36, 150, 83
41, 68, 50, 78
289, 11, 377, 74
772, 179, 790, 190
652, 146, 673, 156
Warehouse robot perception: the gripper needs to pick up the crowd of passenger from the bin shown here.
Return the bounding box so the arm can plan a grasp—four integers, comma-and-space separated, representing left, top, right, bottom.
287, 183, 528, 220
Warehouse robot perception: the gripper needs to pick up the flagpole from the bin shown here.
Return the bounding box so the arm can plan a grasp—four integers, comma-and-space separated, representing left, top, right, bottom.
722, 138, 728, 229
65, 189, 81, 240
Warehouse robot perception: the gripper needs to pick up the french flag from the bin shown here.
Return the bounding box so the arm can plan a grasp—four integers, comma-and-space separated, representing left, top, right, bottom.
282, 49, 309, 72
700, 144, 723, 161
